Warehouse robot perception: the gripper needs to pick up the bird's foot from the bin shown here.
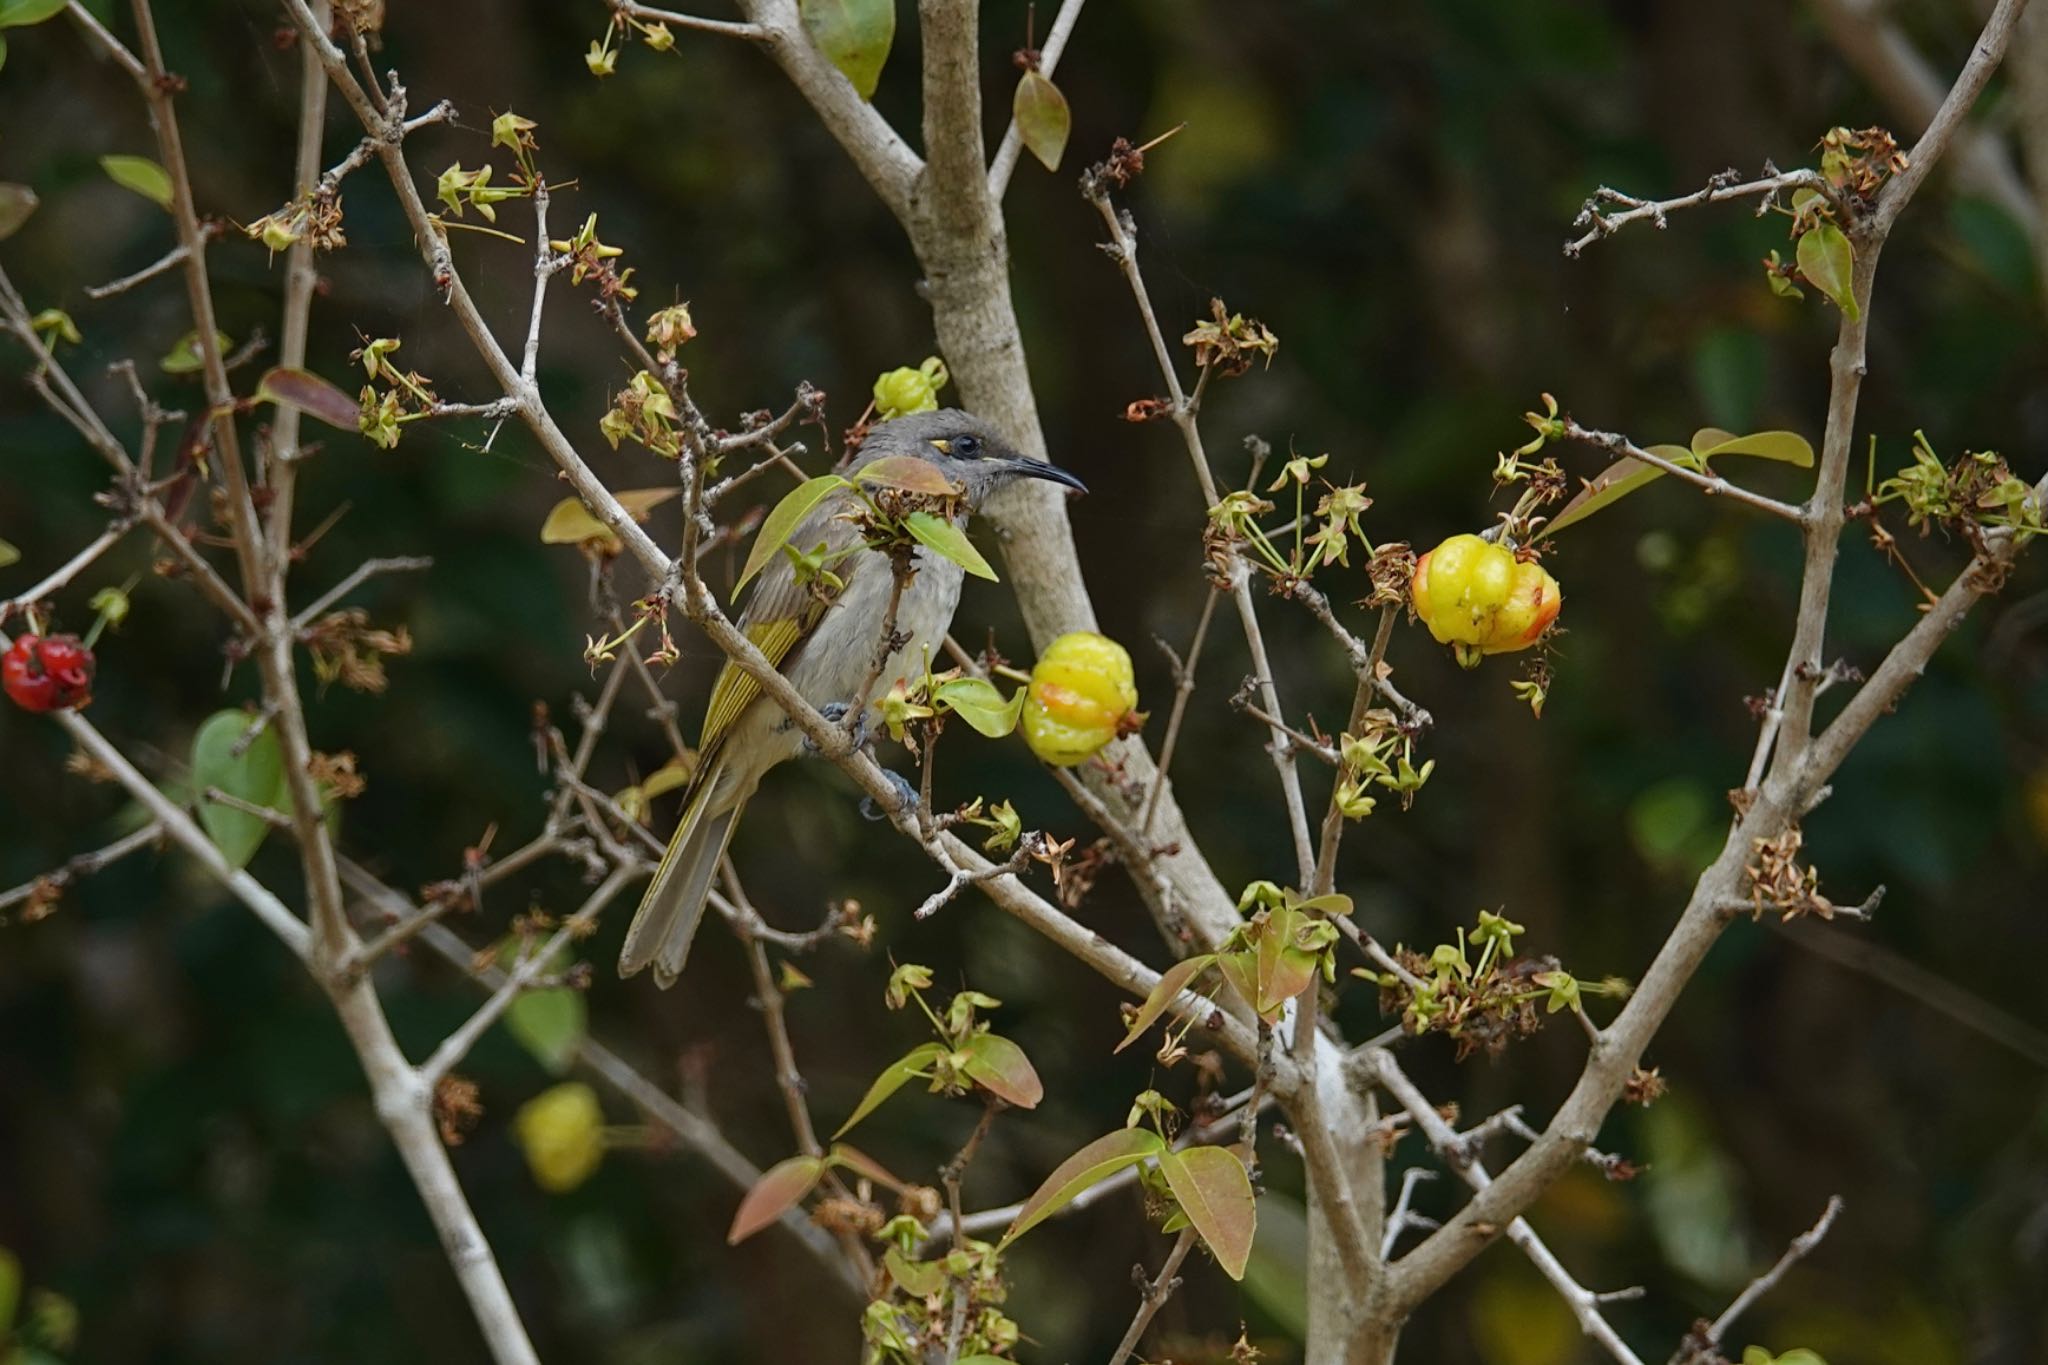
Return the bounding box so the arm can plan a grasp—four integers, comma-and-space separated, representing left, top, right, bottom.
806, 700, 869, 755
860, 768, 919, 822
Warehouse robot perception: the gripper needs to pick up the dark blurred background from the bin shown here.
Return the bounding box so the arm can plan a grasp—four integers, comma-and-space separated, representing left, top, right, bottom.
2, 1, 2045, 1361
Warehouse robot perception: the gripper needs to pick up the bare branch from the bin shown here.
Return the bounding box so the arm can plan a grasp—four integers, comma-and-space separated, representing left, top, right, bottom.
1672, 1196, 1844, 1365
1105, 1228, 1198, 1365
1370, 1049, 1647, 1365
1564, 167, 1841, 256
289, 556, 434, 632
0, 821, 163, 915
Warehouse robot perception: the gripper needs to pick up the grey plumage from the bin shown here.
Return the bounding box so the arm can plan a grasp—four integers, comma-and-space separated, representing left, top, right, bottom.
618, 409, 1086, 987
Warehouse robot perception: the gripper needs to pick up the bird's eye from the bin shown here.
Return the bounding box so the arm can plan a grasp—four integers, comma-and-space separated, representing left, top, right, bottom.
952, 434, 982, 458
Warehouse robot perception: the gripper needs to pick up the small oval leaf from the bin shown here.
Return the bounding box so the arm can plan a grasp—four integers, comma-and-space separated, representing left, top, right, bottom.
0, 183, 38, 242
192, 709, 287, 869
727, 1155, 827, 1244
798, 0, 895, 100
0, 0, 70, 29
0, 537, 18, 569
1013, 69, 1071, 172
737, 473, 850, 593
959, 1032, 1043, 1108
1158, 1146, 1257, 1280
505, 979, 587, 1076
256, 366, 360, 431
932, 676, 1025, 737
1115, 954, 1216, 1053
856, 453, 961, 496
1795, 221, 1859, 320
904, 510, 997, 581
1002, 1126, 1165, 1248
540, 487, 682, 551
831, 1040, 944, 1138
884, 1247, 946, 1297
1691, 428, 1814, 467
99, 154, 173, 209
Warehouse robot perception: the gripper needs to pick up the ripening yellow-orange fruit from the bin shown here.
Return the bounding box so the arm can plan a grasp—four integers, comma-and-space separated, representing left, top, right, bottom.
1020, 631, 1140, 766
1412, 533, 1562, 669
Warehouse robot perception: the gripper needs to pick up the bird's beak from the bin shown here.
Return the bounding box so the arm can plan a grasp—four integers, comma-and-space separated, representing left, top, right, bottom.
1003, 456, 1088, 494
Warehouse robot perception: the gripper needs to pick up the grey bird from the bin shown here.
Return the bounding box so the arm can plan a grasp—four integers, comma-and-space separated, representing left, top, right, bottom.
618, 409, 1087, 986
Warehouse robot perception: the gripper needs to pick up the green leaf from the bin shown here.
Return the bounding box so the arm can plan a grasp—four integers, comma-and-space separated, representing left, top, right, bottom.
1116, 954, 1216, 1053
160, 329, 231, 375
1157, 1146, 1257, 1280
0, 0, 68, 28
0, 35, 8, 70
904, 510, 997, 581
883, 1247, 946, 1297
1541, 446, 1686, 539
932, 675, 1024, 737
1001, 1126, 1165, 1247
505, 978, 586, 1076
737, 473, 849, 594
192, 709, 287, 869
0, 183, 36, 242
727, 1155, 826, 1244
1543, 429, 1813, 540
1253, 906, 1319, 1016
1214, 949, 1262, 1020
798, 0, 895, 100
0, 537, 18, 569
1796, 221, 1859, 320
256, 366, 361, 431
540, 487, 681, 553
1013, 68, 1071, 172
98, 154, 173, 209
1690, 428, 1814, 467
958, 1032, 1043, 1108
831, 1040, 944, 1138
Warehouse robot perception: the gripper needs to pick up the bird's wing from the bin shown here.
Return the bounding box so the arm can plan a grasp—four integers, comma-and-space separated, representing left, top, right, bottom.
698, 495, 866, 751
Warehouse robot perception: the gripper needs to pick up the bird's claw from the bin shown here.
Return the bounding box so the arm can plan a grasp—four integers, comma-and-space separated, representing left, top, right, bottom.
861, 768, 919, 821
808, 700, 870, 755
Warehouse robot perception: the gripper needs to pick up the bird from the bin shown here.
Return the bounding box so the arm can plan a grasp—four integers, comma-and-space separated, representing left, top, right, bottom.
618, 408, 1087, 987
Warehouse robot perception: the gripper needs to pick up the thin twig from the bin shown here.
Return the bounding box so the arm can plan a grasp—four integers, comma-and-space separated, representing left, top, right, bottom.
289, 556, 433, 631
1673, 1196, 1844, 1365
1564, 167, 1842, 256
1105, 1228, 1198, 1365
0, 821, 164, 914
1562, 419, 1808, 525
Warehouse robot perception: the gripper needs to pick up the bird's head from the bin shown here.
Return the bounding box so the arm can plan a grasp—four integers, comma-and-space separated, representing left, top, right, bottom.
851, 408, 1087, 509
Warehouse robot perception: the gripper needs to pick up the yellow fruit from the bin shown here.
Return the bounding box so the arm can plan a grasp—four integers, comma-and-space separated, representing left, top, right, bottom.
514, 1082, 605, 1193
1020, 631, 1139, 766
1412, 534, 1561, 668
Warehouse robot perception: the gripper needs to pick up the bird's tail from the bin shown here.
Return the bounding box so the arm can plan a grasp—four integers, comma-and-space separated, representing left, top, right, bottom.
618, 749, 743, 987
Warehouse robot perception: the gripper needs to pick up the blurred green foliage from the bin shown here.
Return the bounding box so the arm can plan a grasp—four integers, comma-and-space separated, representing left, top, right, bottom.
1, 1, 2045, 1362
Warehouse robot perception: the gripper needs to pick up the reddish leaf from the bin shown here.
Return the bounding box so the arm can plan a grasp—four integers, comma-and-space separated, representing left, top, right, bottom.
826, 1141, 903, 1191
1115, 954, 1216, 1053
1002, 1127, 1164, 1248
855, 453, 962, 496
256, 366, 361, 432
1158, 1146, 1257, 1280
959, 1032, 1043, 1109
727, 1155, 826, 1245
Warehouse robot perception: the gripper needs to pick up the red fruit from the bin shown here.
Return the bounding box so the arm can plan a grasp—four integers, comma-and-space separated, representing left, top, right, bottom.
3, 633, 96, 713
